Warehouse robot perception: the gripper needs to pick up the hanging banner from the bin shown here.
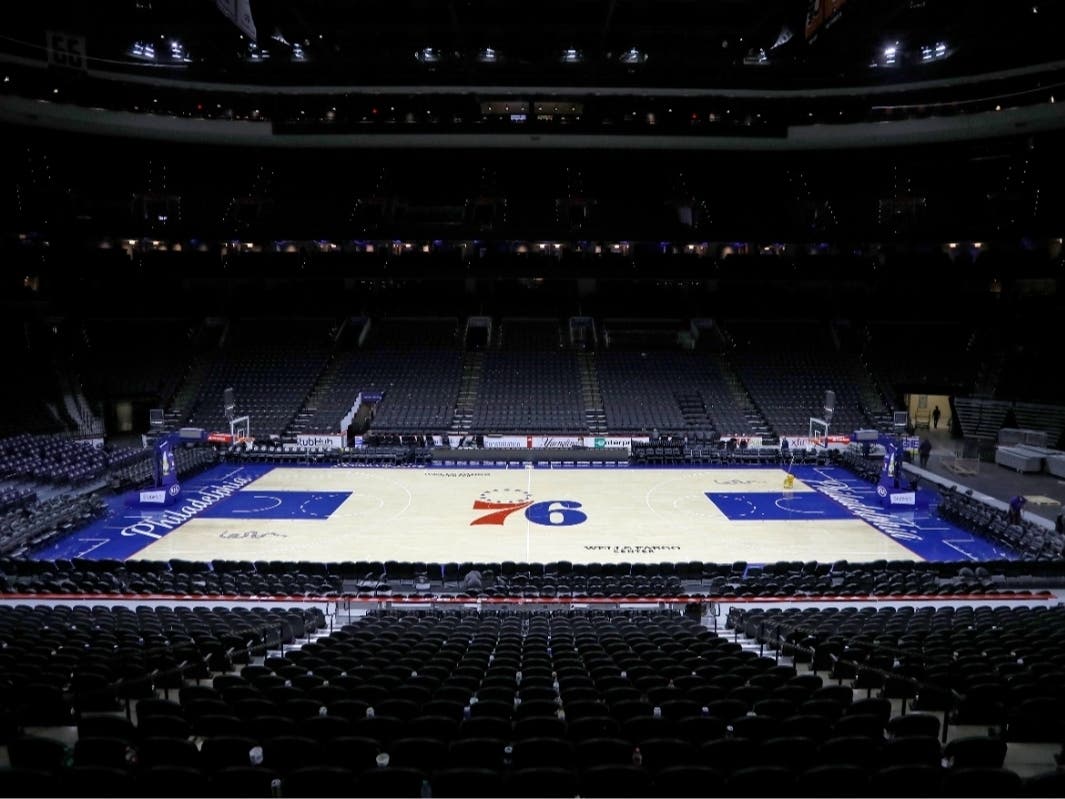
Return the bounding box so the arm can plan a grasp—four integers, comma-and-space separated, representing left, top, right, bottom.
806, 0, 850, 42
215, 0, 257, 41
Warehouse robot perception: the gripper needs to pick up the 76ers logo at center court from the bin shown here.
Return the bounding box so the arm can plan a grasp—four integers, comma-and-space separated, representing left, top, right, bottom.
471, 488, 587, 527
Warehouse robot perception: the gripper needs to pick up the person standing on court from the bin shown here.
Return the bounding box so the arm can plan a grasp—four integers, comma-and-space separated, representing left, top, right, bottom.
932, 405, 942, 429
918, 438, 932, 469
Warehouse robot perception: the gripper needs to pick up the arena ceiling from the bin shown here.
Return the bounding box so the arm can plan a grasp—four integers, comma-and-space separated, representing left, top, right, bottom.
1, 2, 1064, 245
5, 0, 1064, 91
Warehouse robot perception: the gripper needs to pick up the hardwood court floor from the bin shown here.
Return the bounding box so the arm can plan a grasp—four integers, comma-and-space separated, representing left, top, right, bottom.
129, 465, 925, 565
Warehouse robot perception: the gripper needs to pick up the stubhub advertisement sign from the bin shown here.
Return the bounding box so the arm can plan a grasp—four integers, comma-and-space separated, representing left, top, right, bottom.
296, 434, 346, 450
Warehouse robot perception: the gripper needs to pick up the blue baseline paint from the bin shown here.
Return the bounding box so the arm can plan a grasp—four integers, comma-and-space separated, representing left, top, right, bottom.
197, 490, 351, 520
26, 462, 1021, 563
27, 463, 274, 562
788, 465, 1018, 562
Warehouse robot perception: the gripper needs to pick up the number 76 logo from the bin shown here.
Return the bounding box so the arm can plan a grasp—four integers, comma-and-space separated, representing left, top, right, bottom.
471, 496, 586, 527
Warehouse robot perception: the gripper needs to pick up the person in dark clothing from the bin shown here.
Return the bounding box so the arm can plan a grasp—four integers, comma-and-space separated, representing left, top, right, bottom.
462, 570, 483, 593
932, 405, 942, 429
1008, 495, 1027, 525
918, 438, 932, 469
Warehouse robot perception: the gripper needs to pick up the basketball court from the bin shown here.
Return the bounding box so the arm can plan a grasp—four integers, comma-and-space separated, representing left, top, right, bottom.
30, 463, 1017, 564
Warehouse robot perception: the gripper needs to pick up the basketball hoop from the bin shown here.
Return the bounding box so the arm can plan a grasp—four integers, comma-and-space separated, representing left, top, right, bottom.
230, 415, 251, 445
